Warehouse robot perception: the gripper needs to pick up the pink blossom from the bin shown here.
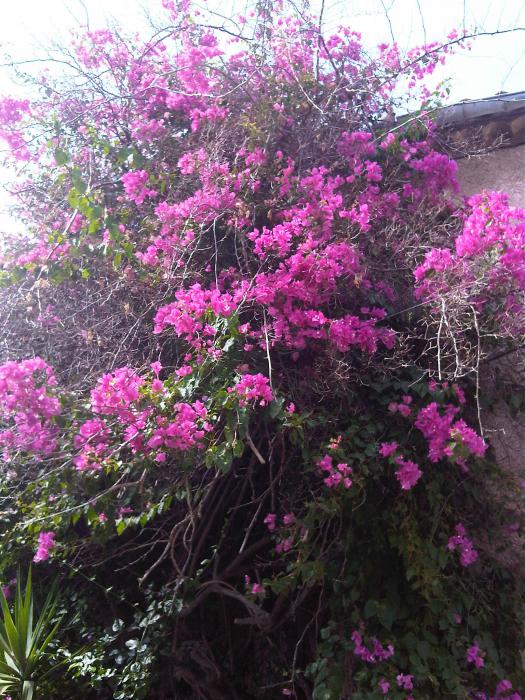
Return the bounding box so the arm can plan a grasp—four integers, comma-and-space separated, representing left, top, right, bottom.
233, 373, 273, 407
388, 401, 411, 417
450, 420, 487, 458
0, 358, 60, 457
121, 170, 156, 206
394, 457, 422, 490
317, 455, 353, 489
379, 678, 390, 694
494, 680, 522, 699
351, 630, 394, 663
397, 673, 414, 690
275, 538, 293, 553
379, 441, 398, 457
33, 531, 56, 563
415, 402, 486, 463
150, 361, 162, 375
264, 513, 276, 531
146, 401, 210, 453
91, 367, 144, 419
466, 643, 485, 669
176, 364, 193, 377
448, 523, 478, 567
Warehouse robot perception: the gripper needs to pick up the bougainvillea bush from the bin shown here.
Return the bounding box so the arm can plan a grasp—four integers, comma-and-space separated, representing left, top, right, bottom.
0, 1, 524, 697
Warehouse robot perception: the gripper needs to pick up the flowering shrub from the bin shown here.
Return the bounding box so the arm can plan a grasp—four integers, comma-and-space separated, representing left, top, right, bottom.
0, 2, 522, 698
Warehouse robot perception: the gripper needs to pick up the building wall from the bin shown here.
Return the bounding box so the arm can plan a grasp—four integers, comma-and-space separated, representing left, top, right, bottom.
457, 143, 525, 206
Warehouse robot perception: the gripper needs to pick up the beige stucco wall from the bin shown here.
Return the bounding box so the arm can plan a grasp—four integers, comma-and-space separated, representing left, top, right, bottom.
457, 143, 525, 206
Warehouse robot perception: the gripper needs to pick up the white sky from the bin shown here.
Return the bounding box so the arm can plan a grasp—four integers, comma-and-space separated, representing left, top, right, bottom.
0, 0, 523, 101
1, 0, 525, 232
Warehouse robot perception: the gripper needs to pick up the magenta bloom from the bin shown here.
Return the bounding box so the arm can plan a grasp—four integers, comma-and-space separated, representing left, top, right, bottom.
378, 678, 390, 694
33, 531, 56, 563
379, 441, 398, 457
121, 169, 156, 206
234, 373, 273, 407
264, 513, 276, 531
351, 630, 394, 663
394, 457, 422, 490
448, 523, 478, 567
317, 455, 353, 490
466, 643, 485, 669
396, 673, 414, 690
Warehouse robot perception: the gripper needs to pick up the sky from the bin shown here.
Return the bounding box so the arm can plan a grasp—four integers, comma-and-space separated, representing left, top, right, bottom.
1, 0, 524, 100
0, 0, 525, 230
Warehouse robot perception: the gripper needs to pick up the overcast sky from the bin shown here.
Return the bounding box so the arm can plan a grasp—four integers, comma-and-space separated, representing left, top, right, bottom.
1, 0, 525, 231
1, 0, 525, 100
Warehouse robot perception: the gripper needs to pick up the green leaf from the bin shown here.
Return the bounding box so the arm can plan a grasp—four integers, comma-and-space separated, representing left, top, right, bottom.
54, 148, 69, 166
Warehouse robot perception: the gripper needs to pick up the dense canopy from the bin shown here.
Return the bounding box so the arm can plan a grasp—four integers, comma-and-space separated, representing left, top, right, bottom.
0, 2, 523, 698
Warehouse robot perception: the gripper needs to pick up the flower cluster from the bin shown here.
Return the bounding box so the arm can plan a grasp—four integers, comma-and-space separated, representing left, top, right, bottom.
378, 443, 422, 490
33, 531, 56, 563
396, 674, 414, 691
317, 455, 353, 489
379, 674, 415, 696
153, 283, 242, 352
0, 97, 31, 160
0, 358, 61, 458
121, 169, 157, 206
73, 418, 111, 471
393, 457, 422, 490
351, 630, 394, 663
447, 523, 478, 567
414, 192, 525, 341
146, 401, 211, 453
482, 680, 522, 700
231, 373, 273, 407
415, 402, 487, 463
90, 367, 144, 420
388, 395, 412, 417
467, 642, 485, 669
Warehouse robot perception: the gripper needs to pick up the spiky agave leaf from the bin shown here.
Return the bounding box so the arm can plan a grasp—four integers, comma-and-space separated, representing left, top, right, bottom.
0, 567, 62, 699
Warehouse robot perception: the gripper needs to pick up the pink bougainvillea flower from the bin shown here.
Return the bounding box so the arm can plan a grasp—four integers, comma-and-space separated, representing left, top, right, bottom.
33, 531, 56, 563
351, 630, 394, 663
394, 457, 422, 490
379, 441, 398, 457
396, 674, 414, 690
466, 643, 485, 669
378, 678, 390, 694
448, 523, 478, 567
263, 513, 276, 531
